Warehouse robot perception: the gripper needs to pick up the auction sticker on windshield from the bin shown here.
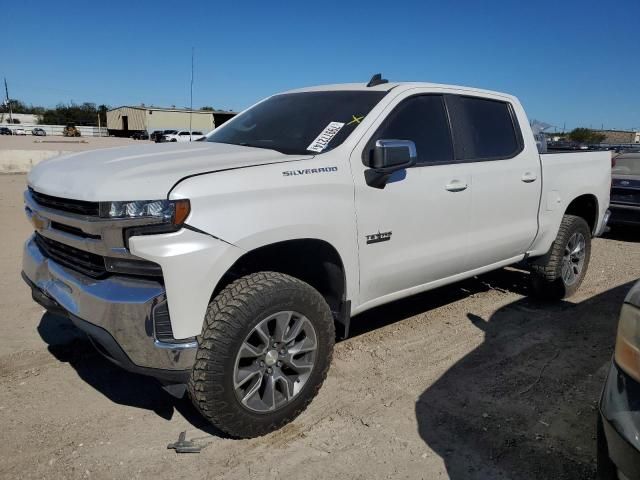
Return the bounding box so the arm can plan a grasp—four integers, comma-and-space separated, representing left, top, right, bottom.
307, 122, 345, 153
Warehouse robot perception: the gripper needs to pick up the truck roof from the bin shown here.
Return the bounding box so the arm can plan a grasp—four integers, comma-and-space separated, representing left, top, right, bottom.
284, 82, 517, 102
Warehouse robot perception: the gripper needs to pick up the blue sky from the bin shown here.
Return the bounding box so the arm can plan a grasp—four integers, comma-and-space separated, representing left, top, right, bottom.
2, 0, 639, 131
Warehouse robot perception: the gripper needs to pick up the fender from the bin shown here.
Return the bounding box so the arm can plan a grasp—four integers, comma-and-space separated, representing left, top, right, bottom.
169, 157, 361, 308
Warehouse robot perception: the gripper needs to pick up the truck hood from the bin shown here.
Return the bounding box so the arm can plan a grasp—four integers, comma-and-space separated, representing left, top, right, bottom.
28, 142, 311, 201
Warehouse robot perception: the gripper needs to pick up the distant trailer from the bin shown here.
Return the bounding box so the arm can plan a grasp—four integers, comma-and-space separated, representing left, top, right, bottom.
106, 106, 236, 138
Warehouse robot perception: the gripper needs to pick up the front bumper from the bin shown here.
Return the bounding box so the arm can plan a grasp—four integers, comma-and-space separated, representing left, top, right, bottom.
594, 209, 612, 237
609, 204, 640, 227
598, 361, 640, 480
22, 234, 197, 382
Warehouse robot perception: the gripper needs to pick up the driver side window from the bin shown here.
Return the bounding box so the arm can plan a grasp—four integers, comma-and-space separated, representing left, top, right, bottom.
373, 95, 454, 165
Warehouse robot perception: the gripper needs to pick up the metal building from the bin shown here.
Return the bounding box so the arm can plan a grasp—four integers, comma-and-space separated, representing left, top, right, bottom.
106, 106, 236, 137
594, 129, 640, 145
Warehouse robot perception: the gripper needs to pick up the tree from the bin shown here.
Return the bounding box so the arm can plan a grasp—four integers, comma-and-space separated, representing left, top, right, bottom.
39, 102, 109, 126
1, 98, 111, 125
568, 128, 606, 144
2, 99, 45, 115
97, 104, 109, 126
199, 106, 215, 111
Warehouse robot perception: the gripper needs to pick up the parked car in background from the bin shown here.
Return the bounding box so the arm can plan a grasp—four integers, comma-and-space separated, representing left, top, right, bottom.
152, 129, 177, 143
131, 131, 149, 140
609, 153, 640, 228
0, 127, 12, 135
548, 140, 587, 151
13, 128, 26, 136
162, 130, 205, 142
598, 280, 640, 480
32, 128, 46, 136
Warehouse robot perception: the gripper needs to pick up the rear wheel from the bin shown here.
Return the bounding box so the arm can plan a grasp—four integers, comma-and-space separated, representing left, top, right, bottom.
530, 214, 591, 300
188, 272, 335, 438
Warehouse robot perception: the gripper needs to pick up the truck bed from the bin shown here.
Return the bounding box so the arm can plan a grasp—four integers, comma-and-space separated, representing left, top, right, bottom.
529, 151, 612, 257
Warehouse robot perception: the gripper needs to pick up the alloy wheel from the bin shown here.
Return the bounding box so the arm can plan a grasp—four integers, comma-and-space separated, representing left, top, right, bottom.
561, 232, 586, 286
233, 311, 318, 413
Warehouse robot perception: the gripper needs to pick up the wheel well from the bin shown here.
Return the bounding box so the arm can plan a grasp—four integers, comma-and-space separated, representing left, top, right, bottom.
565, 194, 598, 233
213, 239, 346, 315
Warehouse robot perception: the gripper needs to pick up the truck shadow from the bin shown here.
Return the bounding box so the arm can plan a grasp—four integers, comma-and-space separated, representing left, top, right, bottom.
36, 313, 225, 437
349, 266, 532, 338
414, 281, 635, 480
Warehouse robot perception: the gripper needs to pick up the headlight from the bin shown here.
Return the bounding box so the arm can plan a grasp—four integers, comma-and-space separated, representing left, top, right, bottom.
615, 303, 640, 383
99, 199, 190, 225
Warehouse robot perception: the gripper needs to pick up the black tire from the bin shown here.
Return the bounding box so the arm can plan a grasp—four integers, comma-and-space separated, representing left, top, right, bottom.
188, 272, 335, 438
529, 214, 591, 300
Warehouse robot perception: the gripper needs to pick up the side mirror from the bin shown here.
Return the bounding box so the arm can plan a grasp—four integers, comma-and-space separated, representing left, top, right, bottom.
365, 139, 417, 188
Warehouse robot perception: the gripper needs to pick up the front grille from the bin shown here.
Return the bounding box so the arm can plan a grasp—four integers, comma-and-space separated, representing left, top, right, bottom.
51, 221, 101, 240
611, 187, 640, 206
610, 207, 640, 225
29, 188, 100, 216
35, 233, 107, 278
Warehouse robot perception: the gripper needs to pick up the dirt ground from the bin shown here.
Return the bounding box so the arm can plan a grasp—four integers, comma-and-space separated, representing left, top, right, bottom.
0, 173, 638, 480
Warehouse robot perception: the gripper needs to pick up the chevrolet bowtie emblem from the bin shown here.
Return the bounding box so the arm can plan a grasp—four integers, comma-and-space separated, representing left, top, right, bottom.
30, 212, 46, 231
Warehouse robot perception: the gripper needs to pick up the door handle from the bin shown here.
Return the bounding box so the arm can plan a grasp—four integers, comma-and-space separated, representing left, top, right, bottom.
445, 180, 468, 192
521, 172, 537, 183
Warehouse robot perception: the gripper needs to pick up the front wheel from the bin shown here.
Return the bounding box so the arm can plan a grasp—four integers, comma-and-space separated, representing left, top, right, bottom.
529, 214, 592, 300
188, 272, 335, 438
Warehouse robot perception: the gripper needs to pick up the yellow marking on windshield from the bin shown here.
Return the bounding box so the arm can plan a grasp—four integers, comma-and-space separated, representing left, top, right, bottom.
347, 115, 365, 125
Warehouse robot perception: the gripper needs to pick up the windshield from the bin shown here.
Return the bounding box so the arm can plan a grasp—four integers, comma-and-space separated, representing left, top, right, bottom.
613, 154, 640, 175
207, 91, 387, 155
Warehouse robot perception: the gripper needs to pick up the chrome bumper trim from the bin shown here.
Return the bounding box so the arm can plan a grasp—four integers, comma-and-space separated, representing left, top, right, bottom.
154, 339, 199, 350
22, 235, 197, 373
595, 209, 611, 237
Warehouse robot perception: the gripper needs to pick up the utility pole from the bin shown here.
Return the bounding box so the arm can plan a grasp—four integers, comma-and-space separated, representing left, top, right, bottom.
189, 47, 194, 142
4, 78, 13, 124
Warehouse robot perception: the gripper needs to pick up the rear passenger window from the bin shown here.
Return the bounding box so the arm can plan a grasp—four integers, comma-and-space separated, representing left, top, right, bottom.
372, 95, 454, 165
447, 96, 521, 160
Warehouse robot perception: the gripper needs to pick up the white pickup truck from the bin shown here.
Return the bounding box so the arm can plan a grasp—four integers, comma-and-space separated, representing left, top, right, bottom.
22, 76, 611, 438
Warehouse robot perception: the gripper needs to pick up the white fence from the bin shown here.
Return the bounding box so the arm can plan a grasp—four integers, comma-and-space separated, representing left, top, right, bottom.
0, 123, 108, 137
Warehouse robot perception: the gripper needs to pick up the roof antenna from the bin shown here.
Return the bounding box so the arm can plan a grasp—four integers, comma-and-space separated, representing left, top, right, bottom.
189, 47, 194, 141
366, 73, 388, 87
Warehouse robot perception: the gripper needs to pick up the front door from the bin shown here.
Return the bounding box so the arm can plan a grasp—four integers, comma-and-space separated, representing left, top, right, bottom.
351, 93, 471, 307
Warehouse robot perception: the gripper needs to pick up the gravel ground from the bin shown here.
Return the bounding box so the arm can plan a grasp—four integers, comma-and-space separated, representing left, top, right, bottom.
0, 173, 638, 480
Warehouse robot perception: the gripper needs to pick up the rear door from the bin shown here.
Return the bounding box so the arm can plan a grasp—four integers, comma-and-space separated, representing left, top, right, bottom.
445, 94, 541, 269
